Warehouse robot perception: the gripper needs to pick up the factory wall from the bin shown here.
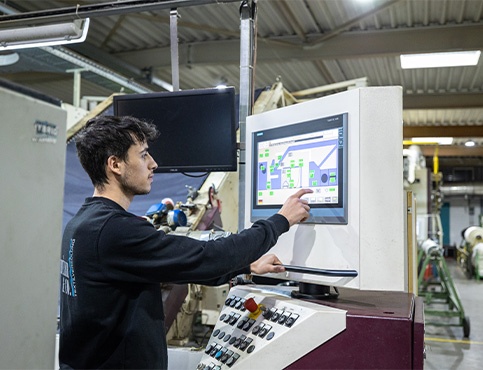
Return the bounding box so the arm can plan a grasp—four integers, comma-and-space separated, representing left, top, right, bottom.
445, 198, 483, 247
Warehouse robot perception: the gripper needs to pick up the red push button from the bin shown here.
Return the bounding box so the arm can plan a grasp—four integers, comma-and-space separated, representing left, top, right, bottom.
244, 298, 258, 313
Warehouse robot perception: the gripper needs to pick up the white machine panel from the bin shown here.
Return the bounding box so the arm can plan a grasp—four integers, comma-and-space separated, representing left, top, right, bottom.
244, 87, 406, 291
0, 86, 66, 368
197, 286, 346, 369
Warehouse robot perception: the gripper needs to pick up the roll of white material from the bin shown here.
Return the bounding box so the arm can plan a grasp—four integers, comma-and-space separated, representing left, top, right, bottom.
464, 226, 483, 246
471, 243, 483, 275
421, 238, 442, 255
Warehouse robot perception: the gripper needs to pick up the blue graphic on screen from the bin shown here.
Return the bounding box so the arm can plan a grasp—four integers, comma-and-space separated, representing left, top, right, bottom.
252, 113, 348, 224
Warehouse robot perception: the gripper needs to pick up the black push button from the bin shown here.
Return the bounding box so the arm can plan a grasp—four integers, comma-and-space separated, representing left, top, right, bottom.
285, 313, 299, 327
204, 343, 214, 354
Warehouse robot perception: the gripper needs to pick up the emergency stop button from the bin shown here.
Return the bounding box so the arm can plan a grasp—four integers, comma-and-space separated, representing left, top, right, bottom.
244, 298, 258, 313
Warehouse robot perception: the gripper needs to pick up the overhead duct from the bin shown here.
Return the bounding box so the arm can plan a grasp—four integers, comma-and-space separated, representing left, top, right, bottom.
441, 183, 483, 197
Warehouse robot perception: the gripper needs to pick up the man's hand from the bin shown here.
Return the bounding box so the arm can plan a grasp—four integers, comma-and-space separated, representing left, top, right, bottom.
277, 188, 313, 226
250, 254, 285, 275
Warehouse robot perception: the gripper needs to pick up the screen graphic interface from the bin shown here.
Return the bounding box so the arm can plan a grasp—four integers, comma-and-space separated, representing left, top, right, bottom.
252, 113, 348, 224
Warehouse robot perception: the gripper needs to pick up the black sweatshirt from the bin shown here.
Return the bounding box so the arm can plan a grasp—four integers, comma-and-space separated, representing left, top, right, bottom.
59, 197, 289, 369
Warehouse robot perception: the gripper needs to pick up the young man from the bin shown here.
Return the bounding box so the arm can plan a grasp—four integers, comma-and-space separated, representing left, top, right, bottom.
59, 115, 312, 369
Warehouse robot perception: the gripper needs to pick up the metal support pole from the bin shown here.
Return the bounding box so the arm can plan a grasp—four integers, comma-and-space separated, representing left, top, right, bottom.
66, 68, 86, 107
170, 8, 180, 91
238, 0, 256, 232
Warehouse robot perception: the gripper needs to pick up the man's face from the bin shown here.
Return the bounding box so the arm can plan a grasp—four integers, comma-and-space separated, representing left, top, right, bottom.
119, 140, 157, 196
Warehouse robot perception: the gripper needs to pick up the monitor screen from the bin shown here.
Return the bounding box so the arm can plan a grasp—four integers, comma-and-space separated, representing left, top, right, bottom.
251, 113, 348, 224
113, 87, 237, 173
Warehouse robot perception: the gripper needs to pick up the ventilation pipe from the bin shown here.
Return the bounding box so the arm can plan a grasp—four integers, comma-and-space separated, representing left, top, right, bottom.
441, 183, 483, 197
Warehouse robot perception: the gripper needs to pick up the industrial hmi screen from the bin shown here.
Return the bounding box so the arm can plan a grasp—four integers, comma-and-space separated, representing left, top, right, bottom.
251, 113, 348, 224
113, 87, 237, 173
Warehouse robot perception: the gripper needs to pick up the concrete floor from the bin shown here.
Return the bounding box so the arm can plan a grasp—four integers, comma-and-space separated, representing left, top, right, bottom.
422, 257, 483, 370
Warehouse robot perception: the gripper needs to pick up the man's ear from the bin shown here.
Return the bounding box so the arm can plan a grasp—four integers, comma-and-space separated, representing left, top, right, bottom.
107, 155, 123, 176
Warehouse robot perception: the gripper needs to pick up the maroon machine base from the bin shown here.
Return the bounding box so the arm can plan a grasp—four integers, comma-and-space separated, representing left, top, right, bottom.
287, 288, 425, 370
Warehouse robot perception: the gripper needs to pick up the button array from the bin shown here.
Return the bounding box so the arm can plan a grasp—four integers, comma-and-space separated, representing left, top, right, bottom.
199, 294, 301, 369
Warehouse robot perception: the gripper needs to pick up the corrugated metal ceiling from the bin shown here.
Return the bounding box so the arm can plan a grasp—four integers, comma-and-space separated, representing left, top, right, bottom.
0, 0, 482, 174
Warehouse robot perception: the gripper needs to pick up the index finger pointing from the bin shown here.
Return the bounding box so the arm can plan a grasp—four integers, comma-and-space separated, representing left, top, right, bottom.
292, 188, 314, 199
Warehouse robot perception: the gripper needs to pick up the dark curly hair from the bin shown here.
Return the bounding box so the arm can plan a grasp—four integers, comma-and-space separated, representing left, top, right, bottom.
75, 115, 159, 189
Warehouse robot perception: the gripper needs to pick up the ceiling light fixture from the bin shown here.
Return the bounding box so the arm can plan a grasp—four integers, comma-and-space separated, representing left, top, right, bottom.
0, 51, 19, 66
400, 50, 481, 69
465, 140, 476, 147
411, 137, 454, 145
0, 18, 90, 50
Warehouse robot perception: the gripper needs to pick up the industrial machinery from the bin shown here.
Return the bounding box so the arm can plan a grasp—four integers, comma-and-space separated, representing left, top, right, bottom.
417, 238, 470, 337
191, 86, 425, 370
404, 144, 470, 337
197, 285, 424, 370
197, 286, 346, 369
458, 226, 483, 280
147, 86, 427, 369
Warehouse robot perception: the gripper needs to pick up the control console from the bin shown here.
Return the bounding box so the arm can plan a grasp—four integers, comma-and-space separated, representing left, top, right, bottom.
197, 286, 346, 369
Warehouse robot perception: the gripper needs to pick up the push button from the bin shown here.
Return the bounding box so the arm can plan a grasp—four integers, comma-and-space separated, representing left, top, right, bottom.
220, 350, 233, 363
285, 313, 299, 327
226, 353, 240, 367
237, 318, 248, 329
259, 324, 271, 338
239, 337, 253, 351
204, 343, 215, 354
229, 313, 240, 325
270, 309, 280, 322
243, 319, 256, 331
278, 311, 288, 324
244, 298, 258, 313
230, 297, 240, 308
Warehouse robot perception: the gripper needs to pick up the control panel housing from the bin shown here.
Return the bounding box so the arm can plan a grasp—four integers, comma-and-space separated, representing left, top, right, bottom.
198, 286, 346, 369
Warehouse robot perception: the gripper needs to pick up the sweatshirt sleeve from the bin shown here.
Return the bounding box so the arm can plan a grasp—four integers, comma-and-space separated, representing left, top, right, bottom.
97, 213, 289, 284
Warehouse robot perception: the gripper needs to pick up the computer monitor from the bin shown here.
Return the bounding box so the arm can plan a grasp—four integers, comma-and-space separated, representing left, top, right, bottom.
251, 113, 348, 224
113, 87, 237, 173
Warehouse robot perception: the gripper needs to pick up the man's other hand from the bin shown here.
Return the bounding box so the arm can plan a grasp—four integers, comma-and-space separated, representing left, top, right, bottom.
250, 254, 285, 275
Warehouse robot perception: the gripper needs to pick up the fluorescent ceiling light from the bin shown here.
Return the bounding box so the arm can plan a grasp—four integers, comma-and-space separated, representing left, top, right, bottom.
0, 52, 19, 66
0, 18, 90, 50
411, 137, 454, 145
400, 50, 481, 69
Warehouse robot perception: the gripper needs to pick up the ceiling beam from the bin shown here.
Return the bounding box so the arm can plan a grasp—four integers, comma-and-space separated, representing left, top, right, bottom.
416, 146, 483, 157
115, 23, 483, 68
403, 93, 483, 109
0, 0, 240, 27
404, 126, 483, 138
